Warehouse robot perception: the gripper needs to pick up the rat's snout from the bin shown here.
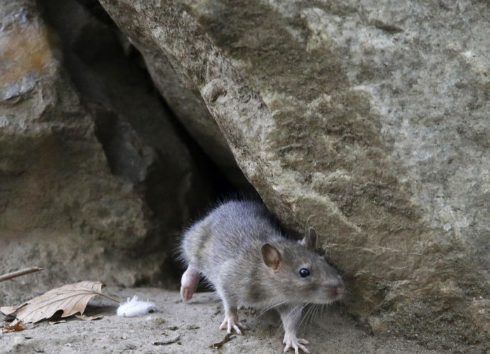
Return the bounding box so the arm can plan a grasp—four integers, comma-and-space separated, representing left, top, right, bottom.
326, 276, 344, 300
329, 284, 344, 298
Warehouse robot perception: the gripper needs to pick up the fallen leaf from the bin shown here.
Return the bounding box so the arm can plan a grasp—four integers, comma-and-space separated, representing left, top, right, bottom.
2, 320, 26, 332
1, 281, 119, 324
0, 304, 27, 316
48, 320, 66, 325
76, 315, 103, 321
209, 333, 235, 349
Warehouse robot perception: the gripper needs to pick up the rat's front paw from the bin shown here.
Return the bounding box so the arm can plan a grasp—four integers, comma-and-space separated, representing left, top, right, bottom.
219, 314, 248, 334
283, 333, 310, 354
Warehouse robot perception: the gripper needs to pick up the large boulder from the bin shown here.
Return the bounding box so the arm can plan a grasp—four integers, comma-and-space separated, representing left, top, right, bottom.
0, 0, 209, 303
98, 0, 490, 351
138, 49, 250, 190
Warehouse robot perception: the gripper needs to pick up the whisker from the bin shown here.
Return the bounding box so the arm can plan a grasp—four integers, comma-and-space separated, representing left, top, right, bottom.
256, 301, 288, 319
313, 304, 321, 323
275, 303, 304, 337
310, 304, 317, 321
307, 304, 317, 325
298, 303, 313, 330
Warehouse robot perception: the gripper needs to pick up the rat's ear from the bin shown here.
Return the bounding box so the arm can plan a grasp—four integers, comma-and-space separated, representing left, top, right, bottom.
299, 227, 317, 250
261, 243, 282, 271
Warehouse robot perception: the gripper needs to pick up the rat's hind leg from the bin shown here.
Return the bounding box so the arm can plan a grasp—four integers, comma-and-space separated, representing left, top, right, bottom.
180, 264, 200, 302
217, 290, 249, 334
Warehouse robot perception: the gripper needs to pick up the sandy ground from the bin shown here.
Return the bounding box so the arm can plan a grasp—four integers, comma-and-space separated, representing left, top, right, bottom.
0, 287, 444, 354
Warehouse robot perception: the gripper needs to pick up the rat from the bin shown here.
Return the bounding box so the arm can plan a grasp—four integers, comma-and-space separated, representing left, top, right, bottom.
179, 200, 344, 354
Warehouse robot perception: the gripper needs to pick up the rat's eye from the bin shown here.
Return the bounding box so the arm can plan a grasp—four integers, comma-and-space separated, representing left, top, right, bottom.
299, 268, 310, 278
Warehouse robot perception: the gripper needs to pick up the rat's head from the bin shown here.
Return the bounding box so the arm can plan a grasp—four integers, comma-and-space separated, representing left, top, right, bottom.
261, 228, 344, 305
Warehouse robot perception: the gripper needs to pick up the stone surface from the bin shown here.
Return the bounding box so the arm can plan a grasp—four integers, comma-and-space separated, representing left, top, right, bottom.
139, 50, 251, 189
98, 0, 490, 351
0, 0, 208, 304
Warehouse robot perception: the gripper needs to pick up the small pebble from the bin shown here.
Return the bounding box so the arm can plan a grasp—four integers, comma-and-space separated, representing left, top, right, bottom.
125, 343, 137, 350
148, 316, 165, 325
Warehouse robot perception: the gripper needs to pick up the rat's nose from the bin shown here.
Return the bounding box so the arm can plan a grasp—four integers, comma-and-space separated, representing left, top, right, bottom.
334, 285, 344, 296
327, 279, 344, 299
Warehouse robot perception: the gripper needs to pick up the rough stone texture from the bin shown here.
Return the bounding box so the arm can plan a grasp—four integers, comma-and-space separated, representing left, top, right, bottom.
140, 51, 251, 189
98, 0, 490, 351
0, 0, 208, 304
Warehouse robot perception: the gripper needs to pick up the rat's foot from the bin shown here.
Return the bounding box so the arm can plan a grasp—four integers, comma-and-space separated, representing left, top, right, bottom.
283, 333, 310, 354
219, 313, 249, 334
180, 265, 200, 302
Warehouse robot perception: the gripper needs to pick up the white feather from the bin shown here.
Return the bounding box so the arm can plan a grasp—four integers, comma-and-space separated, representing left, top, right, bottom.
117, 296, 157, 317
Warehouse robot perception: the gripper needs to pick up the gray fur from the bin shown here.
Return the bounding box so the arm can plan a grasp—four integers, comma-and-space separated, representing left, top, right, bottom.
180, 200, 343, 309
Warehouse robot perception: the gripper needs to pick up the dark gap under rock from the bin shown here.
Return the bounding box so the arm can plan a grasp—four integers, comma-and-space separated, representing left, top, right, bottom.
40, 0, 256, 287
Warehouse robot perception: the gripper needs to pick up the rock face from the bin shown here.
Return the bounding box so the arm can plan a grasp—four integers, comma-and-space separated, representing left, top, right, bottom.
139, 50, 250, 190
98, 0, 490, 351
0, 0, 210, 302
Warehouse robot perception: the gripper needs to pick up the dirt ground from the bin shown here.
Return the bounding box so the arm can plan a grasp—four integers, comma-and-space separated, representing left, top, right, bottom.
0, 287, 444, 354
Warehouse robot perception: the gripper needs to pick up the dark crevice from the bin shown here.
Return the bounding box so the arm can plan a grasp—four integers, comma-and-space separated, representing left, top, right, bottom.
71, 0, 257, 201
72, 0, 257, 198
40, 0, 258, 287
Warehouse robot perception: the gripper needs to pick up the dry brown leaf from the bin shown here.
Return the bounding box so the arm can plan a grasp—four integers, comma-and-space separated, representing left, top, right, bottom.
2, 320, 26, 332
2, 281, 118, 324
0, 304, 27, 316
